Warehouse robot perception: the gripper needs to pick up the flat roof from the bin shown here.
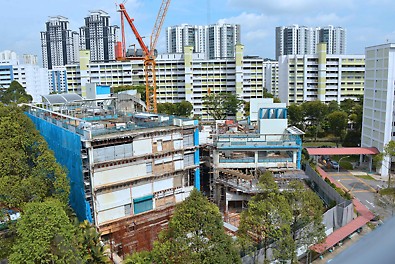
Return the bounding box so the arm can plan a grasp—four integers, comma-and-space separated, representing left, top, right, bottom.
305, 147, 379, 156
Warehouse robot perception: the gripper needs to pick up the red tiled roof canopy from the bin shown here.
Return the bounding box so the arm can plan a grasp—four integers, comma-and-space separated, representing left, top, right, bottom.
305, 147, 379, 156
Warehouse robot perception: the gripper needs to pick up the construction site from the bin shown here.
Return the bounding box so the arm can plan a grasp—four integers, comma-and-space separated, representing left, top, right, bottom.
200, 98, 306, 228
26, 92, 200, 257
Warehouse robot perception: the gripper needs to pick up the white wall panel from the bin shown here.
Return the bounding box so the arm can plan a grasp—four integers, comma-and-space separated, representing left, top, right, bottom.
96, 187, 131, 211
174, 160, 184, 170
174, 140, 183, 150
153, 178, 173, 192
97, 206, 125, 224
132, 183, 152, 199
133, 138, 152, 156
94, 163, 147, 186
175, 193, 184, 203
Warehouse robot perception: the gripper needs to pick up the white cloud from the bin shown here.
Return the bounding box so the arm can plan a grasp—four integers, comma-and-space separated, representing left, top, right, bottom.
226, 0, 355, 14
217, 12, 278, 57
304, 13, 351, 26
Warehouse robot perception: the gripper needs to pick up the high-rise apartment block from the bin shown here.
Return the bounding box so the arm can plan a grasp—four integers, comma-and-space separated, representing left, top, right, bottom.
275, 25, 346, 59
166, 24, 241, 59
361, 43, 395, 177
40, 16, 79, 69
79, 10, 118, 63
0, 51, 49, 102
278, 43, 364, 105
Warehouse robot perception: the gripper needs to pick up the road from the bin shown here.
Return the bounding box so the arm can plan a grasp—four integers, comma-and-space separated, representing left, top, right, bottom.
325, 169, 392, 220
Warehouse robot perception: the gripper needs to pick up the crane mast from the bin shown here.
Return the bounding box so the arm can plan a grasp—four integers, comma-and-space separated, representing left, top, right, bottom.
118, 1, 171, 113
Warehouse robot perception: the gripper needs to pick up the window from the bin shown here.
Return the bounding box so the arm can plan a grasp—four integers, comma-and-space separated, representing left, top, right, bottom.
133, 195, 153, 214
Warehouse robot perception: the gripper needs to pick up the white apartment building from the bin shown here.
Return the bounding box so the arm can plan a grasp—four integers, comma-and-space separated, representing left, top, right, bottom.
40, 16, 80, 69
275, 25, 346, 59
361, 43, 395, 177
166, 24, 241, 59
55, 45, 267, 120
278, 43, 364, 105
79, 10, 118, 63
0, 51, 49, 102
264, 60, 279, 97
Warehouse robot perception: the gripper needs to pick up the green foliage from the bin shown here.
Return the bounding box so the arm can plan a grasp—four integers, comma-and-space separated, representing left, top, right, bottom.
238, 192, 292, 262
77, 220, 109, 264
301, 101, 328, 141
284, 181, 325, 256
203, 92, 243, 120
150, 189, 240, 264
9, 199, 81, 263
343, 130, 361, 147
327, 111, 348, 146
157, 101, 193, 117
0, 81, 32, 104
287, 103, 304, 129
124, 251, 152, 264
0, 104, 69, 208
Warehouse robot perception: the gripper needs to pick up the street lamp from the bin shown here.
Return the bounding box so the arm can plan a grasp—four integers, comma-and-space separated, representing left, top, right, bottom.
338, 156, 350, 172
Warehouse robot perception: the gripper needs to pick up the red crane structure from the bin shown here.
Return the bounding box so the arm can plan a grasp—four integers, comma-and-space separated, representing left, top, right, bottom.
118, 1, 171, 113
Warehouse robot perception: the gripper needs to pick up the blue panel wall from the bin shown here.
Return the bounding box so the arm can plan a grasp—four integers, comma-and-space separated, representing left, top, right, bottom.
26, 113, 92, 222
193, 120, 200, 190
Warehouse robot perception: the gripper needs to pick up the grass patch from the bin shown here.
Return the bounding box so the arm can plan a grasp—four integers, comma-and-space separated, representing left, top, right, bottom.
356, 175, 375, 181
332, 155, 360, 162
339, 161, 353, 170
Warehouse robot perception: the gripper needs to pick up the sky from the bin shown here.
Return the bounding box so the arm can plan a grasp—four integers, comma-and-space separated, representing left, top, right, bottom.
1, 0, 395, 63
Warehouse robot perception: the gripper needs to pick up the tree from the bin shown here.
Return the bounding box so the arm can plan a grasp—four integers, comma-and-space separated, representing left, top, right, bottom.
77, 220, 109, 263
175, 100, 193, 117
0, 81, 32, 104
124, 251, 152, 264
149, 189, 240, 264
327, 111, 348, 147
384, 141, 395, 187
203, 92, 242, 120
287, 103, 304, 129
157, 101, 193, 117
340, 98, 356, 116
327, 100, 339, 114
302, 101, 328, 140
0, 104, 69, 208
283, 181, 325, 262
238, 192, 292, 263
9, 199, 81, 263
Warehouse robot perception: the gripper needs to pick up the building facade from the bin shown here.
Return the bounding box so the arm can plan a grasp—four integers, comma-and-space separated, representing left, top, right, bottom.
0, 51, 49, 102
58, 45, 268, 120
203, 98, 303, 210
166, 24, 241, 59
41, 16, 79, 69
26, 101, 200, 255
278, 43, 364, 105
264, 60, 279, 97
79, 10, 118, 63
275, 25, 346, 59
361, 43, 395, 177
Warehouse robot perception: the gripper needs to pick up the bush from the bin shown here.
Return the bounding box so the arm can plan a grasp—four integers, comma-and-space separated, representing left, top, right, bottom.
339, 161, 353, 170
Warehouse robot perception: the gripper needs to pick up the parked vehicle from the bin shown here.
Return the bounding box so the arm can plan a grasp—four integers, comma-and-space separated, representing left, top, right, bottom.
331, 161, 339, 170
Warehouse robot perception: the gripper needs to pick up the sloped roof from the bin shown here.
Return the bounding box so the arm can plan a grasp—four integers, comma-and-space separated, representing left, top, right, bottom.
41, 93, 83, 105
305, 147, 379, 156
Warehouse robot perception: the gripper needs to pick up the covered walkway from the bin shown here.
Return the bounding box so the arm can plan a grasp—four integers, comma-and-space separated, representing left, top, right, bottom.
305, 147, 379, 156
310, 167, 375, 255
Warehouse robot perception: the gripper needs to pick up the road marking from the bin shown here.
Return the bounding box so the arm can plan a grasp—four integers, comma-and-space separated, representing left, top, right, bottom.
355, 177, 377, 193
352, 190, 370, 193
366, 200, 375, 208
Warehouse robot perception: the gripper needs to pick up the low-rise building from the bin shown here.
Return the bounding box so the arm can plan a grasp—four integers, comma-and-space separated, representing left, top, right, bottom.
26, 96, 200, 255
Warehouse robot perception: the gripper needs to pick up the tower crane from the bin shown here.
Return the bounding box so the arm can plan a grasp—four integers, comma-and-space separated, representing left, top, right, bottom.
117, 1, 171, 113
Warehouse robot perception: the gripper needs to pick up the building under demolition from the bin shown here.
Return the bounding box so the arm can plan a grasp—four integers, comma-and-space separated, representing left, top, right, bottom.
26, 94, 200, 256
202, 98, 305, 217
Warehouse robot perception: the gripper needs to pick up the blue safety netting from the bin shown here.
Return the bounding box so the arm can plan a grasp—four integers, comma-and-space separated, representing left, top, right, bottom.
26, 113, 92, 222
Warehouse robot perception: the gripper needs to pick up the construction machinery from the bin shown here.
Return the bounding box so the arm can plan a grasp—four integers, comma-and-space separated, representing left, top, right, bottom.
117, 1, 171, 113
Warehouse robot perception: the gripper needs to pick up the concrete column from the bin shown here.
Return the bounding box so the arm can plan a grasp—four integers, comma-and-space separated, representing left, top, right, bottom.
293, 151, 297, 167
